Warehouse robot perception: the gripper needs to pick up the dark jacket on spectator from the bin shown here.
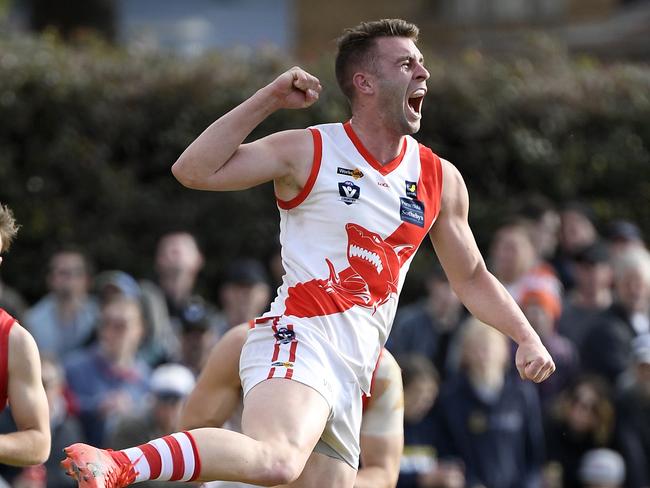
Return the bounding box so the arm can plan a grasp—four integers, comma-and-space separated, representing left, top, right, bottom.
433, 372, 544, 488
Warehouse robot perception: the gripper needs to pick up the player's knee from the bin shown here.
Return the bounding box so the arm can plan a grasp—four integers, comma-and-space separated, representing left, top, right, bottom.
255, 449, 304, 486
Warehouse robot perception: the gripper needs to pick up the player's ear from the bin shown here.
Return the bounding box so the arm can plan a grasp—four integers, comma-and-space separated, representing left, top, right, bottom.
352, 72, 374, 96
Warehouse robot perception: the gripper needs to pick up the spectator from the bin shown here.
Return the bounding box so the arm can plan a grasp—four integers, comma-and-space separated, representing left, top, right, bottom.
396, 354, 464, 488
581, 247, 650, 384
521, 286, 579, 411
603, 220, 646, 258
544, 376, 619, 488
578, 449, 626, 488
110, 363, 197, 488
217, 258, 272, 335
387, 265, 465, 379
96, 270, 172, 367
178, 302, 218, 377
488, 218, 561, 306
64, 295, 150, 446
553, 202, 599, 291
519, 194, 561, 262
557, 242, 613, 349
615, 334, 650, 487
138, 232, 221, 364
24, 247, 99, 359
433, 317, 544, 488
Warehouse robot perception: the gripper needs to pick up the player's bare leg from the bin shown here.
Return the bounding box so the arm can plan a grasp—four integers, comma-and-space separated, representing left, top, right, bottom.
62, 379, 333, 487
192, 378, 331, 485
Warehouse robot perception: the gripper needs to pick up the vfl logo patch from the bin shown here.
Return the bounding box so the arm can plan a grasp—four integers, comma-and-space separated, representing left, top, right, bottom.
405, 181, 418, 198
338, 181, 361, 205
273, 327, 296, 344
400, 197, 425, 227
337, 167, 364, 180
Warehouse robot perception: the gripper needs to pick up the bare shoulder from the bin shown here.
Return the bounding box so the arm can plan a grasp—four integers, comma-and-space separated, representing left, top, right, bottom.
8, 322, 40, 373
259, 128, 314, 167
439, 158, 469, 215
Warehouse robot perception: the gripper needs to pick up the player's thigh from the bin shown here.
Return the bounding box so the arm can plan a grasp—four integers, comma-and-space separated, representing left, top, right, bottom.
279, 451, 356, 488
242, 378, 330, 453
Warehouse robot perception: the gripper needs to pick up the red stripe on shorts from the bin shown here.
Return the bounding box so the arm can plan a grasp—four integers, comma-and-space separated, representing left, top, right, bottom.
268, 324, 281, 379
162, 435, 185, 481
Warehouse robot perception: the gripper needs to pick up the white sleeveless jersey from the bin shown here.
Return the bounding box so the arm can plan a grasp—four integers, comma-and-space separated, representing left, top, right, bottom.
265, 121, 443, 393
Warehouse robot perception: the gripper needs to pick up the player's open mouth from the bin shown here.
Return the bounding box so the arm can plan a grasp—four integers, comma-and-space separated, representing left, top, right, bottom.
407, 88, 426, 119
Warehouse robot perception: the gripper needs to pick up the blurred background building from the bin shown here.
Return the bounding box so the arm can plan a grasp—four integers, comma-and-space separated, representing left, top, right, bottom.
5, 0, 650, 60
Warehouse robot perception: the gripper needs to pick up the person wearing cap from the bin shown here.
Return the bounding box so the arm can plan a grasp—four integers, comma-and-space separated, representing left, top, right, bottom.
557, 241, 613, 349
109, 364, 197, 488
614, 334, 650, 488
552, 202, 600, 291
604, 220, 646, 259
64, 295, 150, 447
578, 448, 626, 488
521, 284, 579, 411
581, 247, 650, 384
96, 270, 179, 368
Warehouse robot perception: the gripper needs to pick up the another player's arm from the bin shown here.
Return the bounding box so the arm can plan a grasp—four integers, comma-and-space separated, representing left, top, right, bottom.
0, 324, 50, 466
179, 324, 249, 430
429, 160, 555, 383
355, 351, 404, 488
171, 67, 320, 197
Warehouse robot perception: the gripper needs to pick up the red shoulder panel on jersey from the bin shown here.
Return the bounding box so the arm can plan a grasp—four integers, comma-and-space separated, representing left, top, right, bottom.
276, 128, 323, 210
0, 308, 16, 411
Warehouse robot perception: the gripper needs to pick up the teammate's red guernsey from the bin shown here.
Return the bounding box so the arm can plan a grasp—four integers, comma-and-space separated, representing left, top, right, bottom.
0, 308, 15, 411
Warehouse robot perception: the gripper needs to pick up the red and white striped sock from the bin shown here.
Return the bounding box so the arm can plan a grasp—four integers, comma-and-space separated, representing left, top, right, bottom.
119, 431, 201, 483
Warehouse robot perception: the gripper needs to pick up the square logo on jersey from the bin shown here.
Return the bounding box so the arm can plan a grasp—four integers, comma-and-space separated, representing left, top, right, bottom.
339, 181, 361, 205
400, 197, 425, 227
405, 180, 418, 198
337, 167, 364, 180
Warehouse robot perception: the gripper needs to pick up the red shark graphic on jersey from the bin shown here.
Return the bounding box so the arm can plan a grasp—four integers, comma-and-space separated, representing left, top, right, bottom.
284, 223, 416, 318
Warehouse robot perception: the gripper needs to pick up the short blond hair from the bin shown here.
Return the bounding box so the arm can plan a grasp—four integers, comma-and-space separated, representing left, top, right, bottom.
0, 204, 19, 253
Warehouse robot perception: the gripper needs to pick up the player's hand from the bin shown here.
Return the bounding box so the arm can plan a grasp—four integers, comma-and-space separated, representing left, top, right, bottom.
265, 67, 322, 110
515, 338, 555, 383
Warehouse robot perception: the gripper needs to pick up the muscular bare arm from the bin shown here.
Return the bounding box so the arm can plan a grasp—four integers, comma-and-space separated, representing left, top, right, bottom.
178, 324, 249, 430
0, 323, 50, 466
429, 160, 555, 383
171, 67, 321, 200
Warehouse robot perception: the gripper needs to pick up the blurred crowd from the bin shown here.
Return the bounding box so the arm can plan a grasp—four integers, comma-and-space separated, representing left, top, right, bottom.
0, 197, 648, 488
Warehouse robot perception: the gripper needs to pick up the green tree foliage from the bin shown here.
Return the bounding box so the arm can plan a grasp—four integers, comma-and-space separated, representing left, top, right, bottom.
0, 32, 648, 302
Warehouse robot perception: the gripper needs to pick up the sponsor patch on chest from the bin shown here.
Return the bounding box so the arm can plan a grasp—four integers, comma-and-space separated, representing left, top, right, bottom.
400, 197, 425, 227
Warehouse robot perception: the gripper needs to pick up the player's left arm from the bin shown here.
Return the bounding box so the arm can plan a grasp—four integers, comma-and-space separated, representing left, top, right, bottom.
355, 351, 404, 488
429, 159, 555, 383
0, 323, 50, 466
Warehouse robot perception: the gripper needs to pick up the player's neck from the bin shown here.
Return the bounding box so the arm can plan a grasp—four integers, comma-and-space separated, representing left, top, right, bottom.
348, 116, 405, 166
